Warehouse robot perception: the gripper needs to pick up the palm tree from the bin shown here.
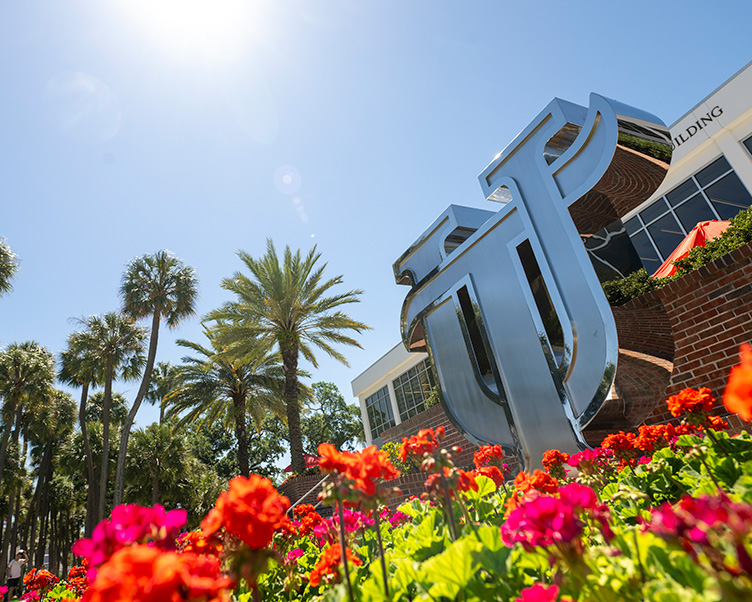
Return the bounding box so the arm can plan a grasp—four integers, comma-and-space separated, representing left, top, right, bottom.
0, 342, 55, 484
0, 237, 18, 296
59, 329, 104, 535
83, 313, 146, 523
206, 240, 369, 474
145, 362, 178, 426
113, 250, 198, 506
124, 422, 190, 506
165, 332, 286, 477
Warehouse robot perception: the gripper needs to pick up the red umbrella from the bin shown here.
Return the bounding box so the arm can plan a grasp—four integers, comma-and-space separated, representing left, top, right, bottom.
283, 453, 321, 473
651, 220, 731, 279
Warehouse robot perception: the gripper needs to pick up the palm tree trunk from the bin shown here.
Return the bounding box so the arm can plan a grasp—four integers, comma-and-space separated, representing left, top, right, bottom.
232, 392, 250, 477
99, 357, 114, 523
1, 493, 15, 574
113, 310, 160, 506
281, 339, 305, 474
78, 383, 97, 535
0, 394, 19, 484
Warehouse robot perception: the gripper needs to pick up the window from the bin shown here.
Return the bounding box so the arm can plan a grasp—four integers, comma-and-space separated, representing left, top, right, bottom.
743, 134, 752, 156
393, 359, 435, 421
626, 156, 752, 270
365, 386, 395, 441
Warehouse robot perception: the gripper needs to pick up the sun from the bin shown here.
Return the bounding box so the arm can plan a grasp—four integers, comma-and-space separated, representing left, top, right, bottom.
118, 0, 261, 59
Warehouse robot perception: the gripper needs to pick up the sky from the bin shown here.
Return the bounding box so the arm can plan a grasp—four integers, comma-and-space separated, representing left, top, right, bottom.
1, 0, 752, 433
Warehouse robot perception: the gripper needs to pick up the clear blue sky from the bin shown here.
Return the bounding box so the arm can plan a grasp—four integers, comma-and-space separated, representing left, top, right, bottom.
1, 0, 751, 430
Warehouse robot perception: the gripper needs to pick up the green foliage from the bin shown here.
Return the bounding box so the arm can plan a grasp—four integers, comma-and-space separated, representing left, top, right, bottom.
602, 206, 752, 306
301, 382, 365, 454
617, 133, 672, 163
423, 386, 441, 409
0, 236, 18, 296
379, 440, 420, 474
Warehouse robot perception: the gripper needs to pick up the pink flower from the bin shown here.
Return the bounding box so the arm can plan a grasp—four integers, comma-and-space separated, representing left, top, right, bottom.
567, 448, 614, 474
501, 483, 613, 552
515, 583, 564, 602
72, 504, 187, 578
285, 548, 305, 566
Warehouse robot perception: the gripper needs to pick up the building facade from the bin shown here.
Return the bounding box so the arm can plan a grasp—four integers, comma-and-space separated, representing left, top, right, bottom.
352, 59, 752, 449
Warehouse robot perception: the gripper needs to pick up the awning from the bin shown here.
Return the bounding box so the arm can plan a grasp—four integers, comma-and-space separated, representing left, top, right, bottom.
651, 220, 731, 279
283, 453, 321, 473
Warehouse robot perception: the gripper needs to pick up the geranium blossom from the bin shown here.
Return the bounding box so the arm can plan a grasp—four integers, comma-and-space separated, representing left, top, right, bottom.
318, 443, 400, 497
502, 483, 612, 552
73, 504, 187, 571
398, 426, 444, 461
308, 543, 362, 588
516, 583, 571, 602
667, 387, 715, 417
724, 343, 752, 421
473, 444, 505, 468
82, 544, 232, 602
424, 466, 479, 498
201, 475, 290, 550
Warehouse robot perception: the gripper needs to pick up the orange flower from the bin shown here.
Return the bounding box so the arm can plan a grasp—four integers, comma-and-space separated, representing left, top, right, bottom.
634, 424, 674, 452
724, 343, 752, 422
666, 387, 715, 417
398, 426, 445, 462
601, 431, 636, 453
177, 529, 223, 557
318, 443, 400, 497
473, 444, 505, 468
541, 449, 570, 478
201, 475, 290, 550
83, 545, 232, 602
706, 415, 729, 431
424, 466, 479, 498
294, 504, 316, 517
308, 544, 362, 588
530, 469, 559, 494
473, 465, 505, 487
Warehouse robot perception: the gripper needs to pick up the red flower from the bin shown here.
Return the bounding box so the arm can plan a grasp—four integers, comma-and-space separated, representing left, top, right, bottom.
293, 504, 316, 517
473, 444, 505, 468
308, 544, 362, 588
82, 545, 232, 602
724, 343, 752, 422
425, 467, 479, 498
516, 583, 572, 602
201, 475, 290, 550
176, 530, 223, 557
318, 443, 400, 497
473, 465, 505, 487
398, 426, 445, 462
667, 387, 715, 418
634, 424, 675, 453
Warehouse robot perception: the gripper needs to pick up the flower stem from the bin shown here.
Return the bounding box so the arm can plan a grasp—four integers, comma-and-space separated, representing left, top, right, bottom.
704, 425, 730, 457
441, 476, 458, 541
337, 503, 355, 602
373, 510, 390, 598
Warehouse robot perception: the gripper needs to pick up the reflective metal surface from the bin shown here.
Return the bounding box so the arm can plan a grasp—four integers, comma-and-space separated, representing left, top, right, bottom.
394, 94, 672, 468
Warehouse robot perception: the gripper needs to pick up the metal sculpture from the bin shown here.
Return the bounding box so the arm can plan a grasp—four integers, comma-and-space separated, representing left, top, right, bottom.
394, 94, 672, 468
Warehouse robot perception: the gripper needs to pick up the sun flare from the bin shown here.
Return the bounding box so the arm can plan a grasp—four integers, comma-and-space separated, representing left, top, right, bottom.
119, 0, 260, 59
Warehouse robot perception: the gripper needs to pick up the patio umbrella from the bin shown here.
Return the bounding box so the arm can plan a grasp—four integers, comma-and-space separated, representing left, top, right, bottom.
283, 453, 321, 473
651, 219, 731, 279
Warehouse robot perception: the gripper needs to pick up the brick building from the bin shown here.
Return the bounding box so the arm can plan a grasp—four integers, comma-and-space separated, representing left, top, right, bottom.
351, 60, 752, 464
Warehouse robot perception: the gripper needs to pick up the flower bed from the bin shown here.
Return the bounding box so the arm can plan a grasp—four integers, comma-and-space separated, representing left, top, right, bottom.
37, 346, 752, 602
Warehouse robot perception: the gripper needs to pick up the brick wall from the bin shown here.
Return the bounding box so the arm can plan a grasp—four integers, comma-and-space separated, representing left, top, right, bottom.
639, 241, 752, 427
282, 242, 752, 507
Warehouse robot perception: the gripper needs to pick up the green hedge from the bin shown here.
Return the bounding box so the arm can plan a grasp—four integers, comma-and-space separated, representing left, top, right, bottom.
602, 206, 752, 306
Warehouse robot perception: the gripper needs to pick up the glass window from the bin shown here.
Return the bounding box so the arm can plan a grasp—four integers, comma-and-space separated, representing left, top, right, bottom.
647, 213, 685, 259
704, 173, 752, 220
674, 194, 718, 231
639, 198, 669, 225
630, 231, 662, 273
365, 386, 394, 440
666, 179, 699, 207
743, 135, 752, 156
624, 216, 641, 236
695, 156, 731, 187
393, 359, 435, 421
